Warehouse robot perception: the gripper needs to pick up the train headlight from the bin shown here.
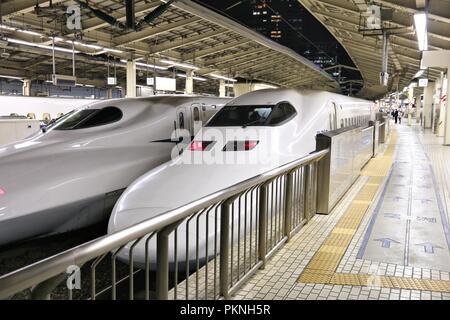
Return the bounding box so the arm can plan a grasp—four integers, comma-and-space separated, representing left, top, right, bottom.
188, 141, 215, 151
222, 140, 259, 151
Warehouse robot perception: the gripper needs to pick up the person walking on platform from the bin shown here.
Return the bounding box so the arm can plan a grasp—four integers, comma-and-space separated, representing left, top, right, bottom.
394, 109, 399, 124
398, 110, 402, 124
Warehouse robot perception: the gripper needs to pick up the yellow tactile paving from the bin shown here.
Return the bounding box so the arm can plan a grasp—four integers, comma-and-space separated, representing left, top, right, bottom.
298, 269, 333, 284
332, 227, 356, 236
317, 245, 347, 255
331, 273, 362, 286
297, 128, 450, 293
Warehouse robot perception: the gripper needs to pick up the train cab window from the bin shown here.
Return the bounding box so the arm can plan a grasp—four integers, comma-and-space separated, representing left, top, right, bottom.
207, 103, 296, 127
54, 107, 122, 130
267, 103, 297, 125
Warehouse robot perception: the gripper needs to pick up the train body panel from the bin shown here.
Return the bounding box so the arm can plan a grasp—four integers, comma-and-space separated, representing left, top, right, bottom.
0, 96, 229, 246
107, 89, 376, 267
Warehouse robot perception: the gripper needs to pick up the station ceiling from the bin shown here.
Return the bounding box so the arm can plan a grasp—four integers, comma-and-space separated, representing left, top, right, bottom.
0, 0, 339, 94
298, 0, 450, 99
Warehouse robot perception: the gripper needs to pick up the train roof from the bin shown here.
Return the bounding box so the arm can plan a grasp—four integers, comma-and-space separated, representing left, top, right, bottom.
227, 89, 374, 107
83, 95, 229, 109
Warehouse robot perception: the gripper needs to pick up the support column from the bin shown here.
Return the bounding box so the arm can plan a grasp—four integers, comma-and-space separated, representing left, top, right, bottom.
432, 77, 442, 134
423, 83, 434, 129
185, 70, 194, 95
106, 88, 113, 99
408, 86, 414, 126
443, 75, 450, 144
22, 79, 31, 96
219, 80, 226, 98
415, 92, 422, 124
422, 50, 450, 145
126, 59, 136, 98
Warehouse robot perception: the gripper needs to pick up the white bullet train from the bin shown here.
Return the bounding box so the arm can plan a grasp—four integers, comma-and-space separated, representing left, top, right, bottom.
107, 89, 376, 268
0, 95, 229, 246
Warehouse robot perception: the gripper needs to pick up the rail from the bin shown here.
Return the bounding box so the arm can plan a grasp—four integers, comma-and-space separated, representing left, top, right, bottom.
0, 149, 329, 300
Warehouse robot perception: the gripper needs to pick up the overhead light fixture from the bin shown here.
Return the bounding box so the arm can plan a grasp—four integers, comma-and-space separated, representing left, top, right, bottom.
0, 25, 16, 31
104, 48, 123, 54
7, 38, 80, 53
414, 12, 428, 51
0, 75, 23, 81
119, 59, 168, 71
19, 30, 43, 37
176, 73, 207, 81
414, 69, 425, 78
209, 73, 237, 82
71, 41, 102, 50
160, 59, 199, 70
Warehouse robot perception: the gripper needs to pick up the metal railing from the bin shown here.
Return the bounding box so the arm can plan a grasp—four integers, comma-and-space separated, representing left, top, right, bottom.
0, 149, 328, 300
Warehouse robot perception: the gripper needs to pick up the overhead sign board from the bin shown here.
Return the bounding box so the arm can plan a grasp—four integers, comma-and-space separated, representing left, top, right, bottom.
418, 78, 429, 87
155, 77, 176, 91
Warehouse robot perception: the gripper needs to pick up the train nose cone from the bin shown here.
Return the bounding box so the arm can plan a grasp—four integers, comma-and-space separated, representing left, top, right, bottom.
108, 207, 170, 233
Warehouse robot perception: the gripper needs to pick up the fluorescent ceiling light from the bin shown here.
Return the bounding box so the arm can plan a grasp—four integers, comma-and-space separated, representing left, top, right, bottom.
209, 73, 237, 82
72, 41, 102, 50
104, 48, 123, 54
161, 59, 199, 70
7, 38, 80, 53
414, 12, 428, 51
0, 25, 16, 31
120, 59, 168, 71
0, 75, 23, 81
20, 30, 43, 37
176, 73, 207, 81
414, 70, 424, 78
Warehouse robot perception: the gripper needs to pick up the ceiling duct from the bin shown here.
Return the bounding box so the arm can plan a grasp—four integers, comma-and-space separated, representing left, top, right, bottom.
125, 0, 135, 30
75, 1, 126, 31
137, 0, 177, 30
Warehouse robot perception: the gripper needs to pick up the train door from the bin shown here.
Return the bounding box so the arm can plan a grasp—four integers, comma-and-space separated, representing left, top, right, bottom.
176, 106, 191, 134
190, 103, 203, 135
328, 102, 338, 130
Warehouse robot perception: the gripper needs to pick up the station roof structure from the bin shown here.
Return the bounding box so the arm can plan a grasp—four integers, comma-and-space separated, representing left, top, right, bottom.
0, 0, 339, 93
298, 0, 450, 99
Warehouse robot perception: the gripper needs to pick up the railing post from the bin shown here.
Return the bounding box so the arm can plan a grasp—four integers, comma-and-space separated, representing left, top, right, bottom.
284, 171, 295, 241
303, 164, 312, 221
258, 182, 269, 268
156, 223, 178, 300
220, 198, 232, 299
30, 274, 66, 300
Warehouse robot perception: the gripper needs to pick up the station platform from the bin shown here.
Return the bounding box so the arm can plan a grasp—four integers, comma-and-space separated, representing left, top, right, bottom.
232, 123, 450, 300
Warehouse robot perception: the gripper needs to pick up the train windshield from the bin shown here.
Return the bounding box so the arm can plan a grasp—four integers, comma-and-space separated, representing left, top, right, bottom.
206, 105, 274, 127
53, 107, 123, 130
206, 103, 297, 127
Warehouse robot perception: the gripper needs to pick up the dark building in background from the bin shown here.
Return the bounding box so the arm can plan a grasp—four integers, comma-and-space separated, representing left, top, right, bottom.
195, 0, 363, 94
249, 0, 337, 69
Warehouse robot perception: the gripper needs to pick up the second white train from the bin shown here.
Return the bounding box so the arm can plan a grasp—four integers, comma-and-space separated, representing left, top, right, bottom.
107, 89, 376, 267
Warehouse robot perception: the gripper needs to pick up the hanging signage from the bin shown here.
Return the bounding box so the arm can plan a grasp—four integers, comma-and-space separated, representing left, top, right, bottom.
146, 77, 155, 86
107, 77, 117, 85
418, 78, 429, 87
155, 77, 176, 91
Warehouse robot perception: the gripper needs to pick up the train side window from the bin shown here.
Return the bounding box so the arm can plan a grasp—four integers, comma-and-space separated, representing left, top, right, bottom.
179, 112, 185, 129
193, 107, 200, 122
341, 119, 344, 128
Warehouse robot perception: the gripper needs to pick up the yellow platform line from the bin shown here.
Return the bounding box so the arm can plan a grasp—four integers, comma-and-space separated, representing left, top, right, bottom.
297, 129, 450, 293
